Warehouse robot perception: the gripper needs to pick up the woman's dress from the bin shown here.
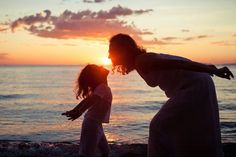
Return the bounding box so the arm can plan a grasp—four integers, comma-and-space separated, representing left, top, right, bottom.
135, 53, 223, 157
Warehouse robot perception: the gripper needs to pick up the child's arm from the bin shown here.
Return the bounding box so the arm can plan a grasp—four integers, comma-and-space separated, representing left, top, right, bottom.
62, 98, 86, 116
62, 94, 102, 121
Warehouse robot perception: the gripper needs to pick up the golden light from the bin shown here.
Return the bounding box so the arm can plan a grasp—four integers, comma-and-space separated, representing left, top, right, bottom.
101, 57, 112, 65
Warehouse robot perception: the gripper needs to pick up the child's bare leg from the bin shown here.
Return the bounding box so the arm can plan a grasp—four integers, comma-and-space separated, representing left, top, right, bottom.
79, 118, 100, 157
98, 130, 110, 157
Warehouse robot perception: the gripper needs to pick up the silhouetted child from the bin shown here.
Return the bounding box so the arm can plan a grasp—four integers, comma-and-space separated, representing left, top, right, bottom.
62, 64, 112, 157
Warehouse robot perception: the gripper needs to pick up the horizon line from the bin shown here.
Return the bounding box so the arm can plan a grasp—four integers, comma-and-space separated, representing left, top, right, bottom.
0, 63, 236, 66
0, 64, 113, 67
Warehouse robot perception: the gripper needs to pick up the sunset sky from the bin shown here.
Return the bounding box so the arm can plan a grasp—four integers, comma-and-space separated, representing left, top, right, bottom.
0, 0, 236, 65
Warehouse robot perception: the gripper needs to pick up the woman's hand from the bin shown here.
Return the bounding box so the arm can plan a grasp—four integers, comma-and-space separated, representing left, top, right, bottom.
214, 66, 234, 80
208, 64, 217, 76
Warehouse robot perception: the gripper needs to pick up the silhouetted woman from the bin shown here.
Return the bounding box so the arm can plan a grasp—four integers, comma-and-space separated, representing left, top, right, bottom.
108, 33, 234, 157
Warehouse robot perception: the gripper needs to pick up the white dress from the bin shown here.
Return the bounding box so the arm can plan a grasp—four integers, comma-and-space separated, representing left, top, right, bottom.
135, 53, 224, 157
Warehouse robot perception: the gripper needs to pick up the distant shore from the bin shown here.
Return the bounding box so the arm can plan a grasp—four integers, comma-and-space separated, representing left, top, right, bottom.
0, 141, 235, 157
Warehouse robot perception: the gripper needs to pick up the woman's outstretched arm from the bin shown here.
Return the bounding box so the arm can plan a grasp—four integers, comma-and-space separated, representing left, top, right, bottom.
161, 59, 233, 79
136, 56, 234, 80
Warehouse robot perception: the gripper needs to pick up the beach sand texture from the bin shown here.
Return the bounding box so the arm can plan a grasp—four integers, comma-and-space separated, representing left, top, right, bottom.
0, 141, 235, 157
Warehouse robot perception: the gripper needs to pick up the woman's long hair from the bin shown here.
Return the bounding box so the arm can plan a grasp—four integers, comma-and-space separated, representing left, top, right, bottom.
74, 64, 108, 99
109, 33, 146, 74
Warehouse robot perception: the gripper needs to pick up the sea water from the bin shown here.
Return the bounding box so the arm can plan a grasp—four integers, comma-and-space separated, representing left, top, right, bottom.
0, 65, 235, 143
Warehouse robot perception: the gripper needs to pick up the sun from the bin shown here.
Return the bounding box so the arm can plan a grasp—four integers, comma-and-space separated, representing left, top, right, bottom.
101, 57, 112, 65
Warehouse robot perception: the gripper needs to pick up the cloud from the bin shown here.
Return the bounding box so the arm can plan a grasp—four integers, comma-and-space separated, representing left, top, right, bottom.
211, 41, 236, 46
83, 0, 106, 3
181, 29, 190, 33
0, 53, 8, 60
11, 10, 51, 32
197, 35, 209, 39
136, 37, 182, 46
161, 35, 210, 42
10, 6, 156, 45
8, 6, 183, 46
0, 28, 8, 32
144, 39, 182, 45
96, 5, 153, 19
134, 9, 153, 15
161, 37, 179, 41
64, 43, 77, 46
0, 23, 9, 32
183, 35, 209, 41
157, 35, 210, 44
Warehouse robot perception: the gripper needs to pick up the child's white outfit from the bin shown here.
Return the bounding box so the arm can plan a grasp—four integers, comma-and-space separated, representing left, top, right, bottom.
79, 83, 112, 157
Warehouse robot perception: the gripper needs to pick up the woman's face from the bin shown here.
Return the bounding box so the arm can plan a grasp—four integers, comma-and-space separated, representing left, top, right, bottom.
108, 42, 124, 66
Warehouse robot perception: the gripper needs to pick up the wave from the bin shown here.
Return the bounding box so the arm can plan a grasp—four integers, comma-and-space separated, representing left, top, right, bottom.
112, 89, 150, 95
0, 94, 37, 100
222, 89, 236, 93
129, 105, 161, 111
219, 105, 236, 110
220, 122, 236, 129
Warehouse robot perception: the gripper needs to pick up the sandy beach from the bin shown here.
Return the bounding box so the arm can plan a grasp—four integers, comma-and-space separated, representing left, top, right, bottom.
0, 141, 235, 157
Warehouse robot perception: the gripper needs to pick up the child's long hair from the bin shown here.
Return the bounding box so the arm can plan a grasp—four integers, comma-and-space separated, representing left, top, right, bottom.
74, 64, 108, 99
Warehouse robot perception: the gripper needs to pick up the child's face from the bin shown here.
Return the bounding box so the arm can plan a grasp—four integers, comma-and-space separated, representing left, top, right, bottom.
98, 66, 109, 80
92, 66, 109, 84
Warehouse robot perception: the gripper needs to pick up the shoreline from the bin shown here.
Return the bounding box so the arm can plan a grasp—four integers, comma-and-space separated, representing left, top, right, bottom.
0, 141, 235, 157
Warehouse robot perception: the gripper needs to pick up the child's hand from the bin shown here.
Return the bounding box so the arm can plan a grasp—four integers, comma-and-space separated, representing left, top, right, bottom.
62, 111, 71, 116
62, 110, 82, 121
61, 112, 67, 116
61, 109, 76, 116
67, 111, 82, 121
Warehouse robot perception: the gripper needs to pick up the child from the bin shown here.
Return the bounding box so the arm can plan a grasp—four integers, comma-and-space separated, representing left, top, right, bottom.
62, 64, 112, 157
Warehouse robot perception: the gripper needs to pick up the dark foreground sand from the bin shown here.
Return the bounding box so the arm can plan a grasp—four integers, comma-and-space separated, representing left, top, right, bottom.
0, 141, 235, 157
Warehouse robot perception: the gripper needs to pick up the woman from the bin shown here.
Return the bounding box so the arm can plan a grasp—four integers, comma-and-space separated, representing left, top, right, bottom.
108, 33, 234, 157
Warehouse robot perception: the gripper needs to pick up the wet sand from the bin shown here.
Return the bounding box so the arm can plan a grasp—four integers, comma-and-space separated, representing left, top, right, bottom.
0, 141, 235, 157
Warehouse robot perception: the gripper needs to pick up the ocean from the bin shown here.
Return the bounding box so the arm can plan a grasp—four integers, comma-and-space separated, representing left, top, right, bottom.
0, 65, 235, 144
